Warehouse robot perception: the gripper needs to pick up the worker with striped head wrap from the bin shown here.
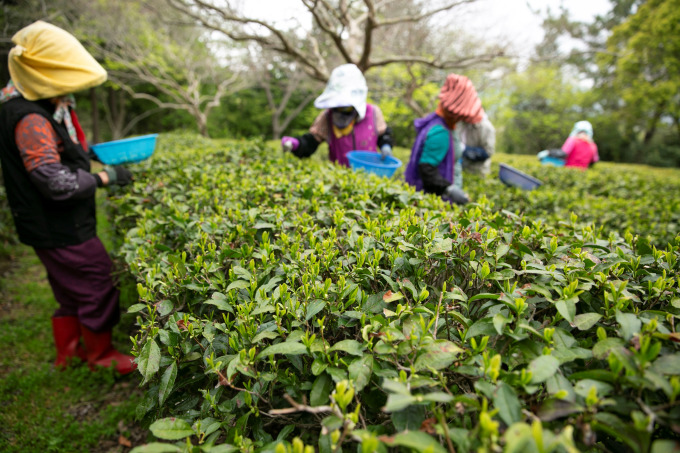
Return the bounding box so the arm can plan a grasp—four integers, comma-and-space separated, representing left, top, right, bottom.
404, 73, 485, 205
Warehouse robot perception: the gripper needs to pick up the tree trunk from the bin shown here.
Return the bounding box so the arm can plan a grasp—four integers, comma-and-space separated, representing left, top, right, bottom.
638, 102, 665, 162
105, 87, 127, 139
272, 116, 282, 141
90, 87, 100, 144
197, 111, 209, 138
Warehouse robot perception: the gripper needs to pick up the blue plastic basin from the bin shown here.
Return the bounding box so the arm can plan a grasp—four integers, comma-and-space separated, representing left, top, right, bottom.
91, 134, 158, 165
499, 163, 542, 190
540, 156, 566, 167
346, 151, 402, 177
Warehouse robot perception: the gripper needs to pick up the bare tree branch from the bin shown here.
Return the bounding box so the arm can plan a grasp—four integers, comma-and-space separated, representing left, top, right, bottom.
302, 0, 353, 64
167, 0, 330, 80
358, 0, 377, 70
369, 51, 503, 70
120, 107, 165, 137
163, 0, 504, 124
249, 49, 319, 139
164, 0, 499, 82
375, 0, 476, 27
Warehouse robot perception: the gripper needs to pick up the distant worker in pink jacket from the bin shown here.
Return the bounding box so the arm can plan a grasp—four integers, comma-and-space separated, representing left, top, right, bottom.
562, 121, 599, 169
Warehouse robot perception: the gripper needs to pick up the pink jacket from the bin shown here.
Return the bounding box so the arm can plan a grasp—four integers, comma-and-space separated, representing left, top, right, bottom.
562, 136, 599, 169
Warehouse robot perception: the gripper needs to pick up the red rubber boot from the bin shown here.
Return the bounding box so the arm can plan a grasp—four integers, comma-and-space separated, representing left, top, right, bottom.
80, 324, 137, 375
52, 316, 87, 369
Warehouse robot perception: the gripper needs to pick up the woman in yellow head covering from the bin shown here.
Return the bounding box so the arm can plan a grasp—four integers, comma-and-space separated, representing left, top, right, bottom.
0, 21, 136, 375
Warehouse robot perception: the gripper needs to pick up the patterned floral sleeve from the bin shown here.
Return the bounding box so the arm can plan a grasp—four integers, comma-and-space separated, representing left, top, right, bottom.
15, 113, 97, 200
15, 114, 61, 172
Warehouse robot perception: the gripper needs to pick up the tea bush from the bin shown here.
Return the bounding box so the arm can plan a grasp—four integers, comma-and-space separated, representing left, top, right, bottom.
462, 157, 680, 249
110, 133, 680, 452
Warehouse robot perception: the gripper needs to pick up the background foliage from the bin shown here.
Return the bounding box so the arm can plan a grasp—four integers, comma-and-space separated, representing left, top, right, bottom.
0, 0, 679, 165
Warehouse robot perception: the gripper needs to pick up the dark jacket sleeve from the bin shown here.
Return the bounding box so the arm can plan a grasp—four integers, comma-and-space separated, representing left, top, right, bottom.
419, 163, 451, 195
28, 163, 98, 201
378, 126, 394, 149
291, 133, 321, 158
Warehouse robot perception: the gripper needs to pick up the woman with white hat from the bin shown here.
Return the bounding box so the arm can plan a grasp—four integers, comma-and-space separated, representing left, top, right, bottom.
0, 21, 135, 374
404, 73, 486, 205
281, 63, 394, 167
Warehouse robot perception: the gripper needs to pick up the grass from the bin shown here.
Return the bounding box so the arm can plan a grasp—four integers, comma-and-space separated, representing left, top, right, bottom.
0, 190, 147, 452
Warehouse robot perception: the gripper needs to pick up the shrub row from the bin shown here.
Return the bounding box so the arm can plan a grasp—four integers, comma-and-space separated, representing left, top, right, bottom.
106, 133, 680, 452
460, 156, 680, 250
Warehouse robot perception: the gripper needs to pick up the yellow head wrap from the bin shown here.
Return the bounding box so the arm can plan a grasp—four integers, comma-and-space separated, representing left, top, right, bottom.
8, 21, 107, 101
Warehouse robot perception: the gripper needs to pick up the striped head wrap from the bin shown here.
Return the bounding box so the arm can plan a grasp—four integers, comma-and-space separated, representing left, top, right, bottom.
438, 74, 484, 124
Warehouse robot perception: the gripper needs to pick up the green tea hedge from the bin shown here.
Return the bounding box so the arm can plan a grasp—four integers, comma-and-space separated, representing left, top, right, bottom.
111, 133, 680, 452
462, 157, 680, 249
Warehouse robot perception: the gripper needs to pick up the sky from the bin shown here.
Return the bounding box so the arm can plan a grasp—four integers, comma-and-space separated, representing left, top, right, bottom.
240, 0, 613, 59
466, 0, 612, 57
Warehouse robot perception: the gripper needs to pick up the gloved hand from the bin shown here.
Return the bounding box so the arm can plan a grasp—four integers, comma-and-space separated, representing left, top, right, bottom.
380, 144, 393, 160
463, 146, 489, 162
105, 166, 133, 187
281, 136, 300, 152
444, 184, 470, 205
88, 149, 101, 163
548, 148, 567, 159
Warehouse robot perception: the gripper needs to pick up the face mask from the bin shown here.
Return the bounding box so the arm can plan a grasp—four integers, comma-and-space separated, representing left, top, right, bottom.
331, 108, 357, 128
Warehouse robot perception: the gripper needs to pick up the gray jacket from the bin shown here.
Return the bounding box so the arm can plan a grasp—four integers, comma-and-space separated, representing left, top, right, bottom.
461, 115, 496, 177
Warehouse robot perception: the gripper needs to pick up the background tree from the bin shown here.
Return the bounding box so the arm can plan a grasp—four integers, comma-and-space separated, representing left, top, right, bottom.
1, 0, 248, 139
164, 0, 508, 142
78, 0, 248, 138
599, 0, 680, 163
165, 0, 503, 82
493, 64, 590, 155
529, 0, 680, 165
246, 50, 322, 140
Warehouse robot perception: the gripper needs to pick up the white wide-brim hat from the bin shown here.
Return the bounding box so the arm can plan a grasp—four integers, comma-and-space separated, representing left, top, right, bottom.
314, 63, 368, 120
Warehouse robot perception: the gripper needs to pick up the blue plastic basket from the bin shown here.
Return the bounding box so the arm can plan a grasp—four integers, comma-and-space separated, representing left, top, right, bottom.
499, 163, 542, 190
346, 151, 402, 177
90, 134, 158, 165
540, 156, 566, 167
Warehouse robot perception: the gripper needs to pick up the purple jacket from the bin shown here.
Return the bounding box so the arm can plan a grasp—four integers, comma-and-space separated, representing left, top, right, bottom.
404, 112, 454, 191
327, 104, 378, 167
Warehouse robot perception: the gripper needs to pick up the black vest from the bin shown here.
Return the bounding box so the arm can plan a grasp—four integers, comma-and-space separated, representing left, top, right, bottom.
0, 97, 97, 248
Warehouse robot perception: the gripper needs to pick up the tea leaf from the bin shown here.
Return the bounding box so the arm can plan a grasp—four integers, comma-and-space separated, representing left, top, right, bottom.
414, 341, 463, 371
149, 417, 194, 440
129, 442, 182, 452
495, 382, 522, 425
138, 339, 161, 383
529, 355, 560, 384
555, 299, 576, 323
383, 290, 405, 303
616, 310, 642, 341
310, 373, 332, 406
257, 342, 308, 358
329, 339, 365, 356
159, 362, 177, 406
572, 313, 602, 330
383, 431, 447, 453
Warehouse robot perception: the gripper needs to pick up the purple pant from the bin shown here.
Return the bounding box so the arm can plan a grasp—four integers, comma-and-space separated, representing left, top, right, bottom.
34, 236, 120, 332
